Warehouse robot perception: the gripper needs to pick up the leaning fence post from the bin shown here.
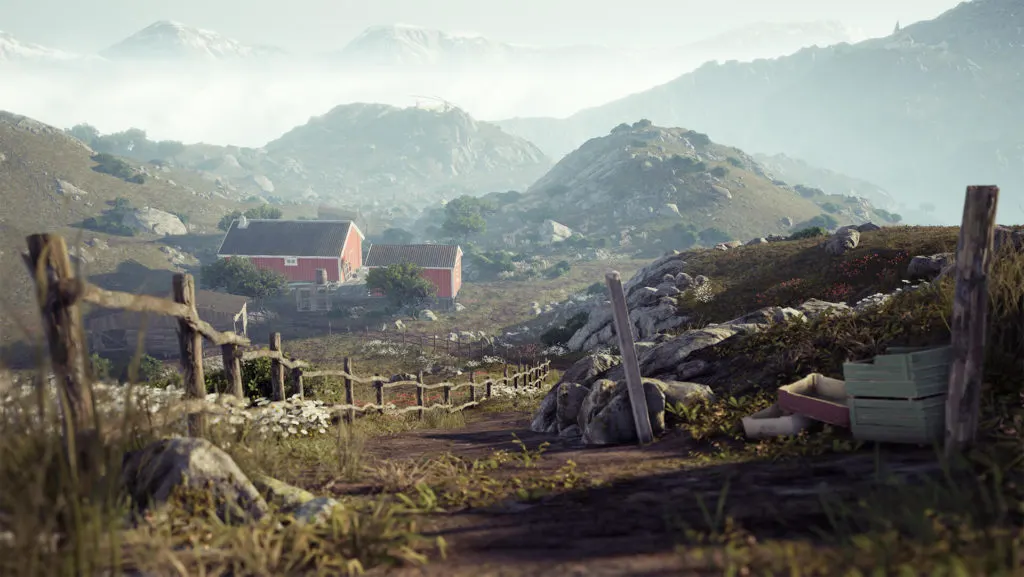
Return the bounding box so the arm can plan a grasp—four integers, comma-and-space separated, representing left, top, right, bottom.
291, 360, 304, 400
25, 234, 93, 432
416, 371, 425, 420
343, 357, 355, 423
374, 374, 384, 415
270, 332, 285, 401
945, 185, 999, 455
606, 271, 654, 445
173, 273, 206, 438
221, 343, 243, 398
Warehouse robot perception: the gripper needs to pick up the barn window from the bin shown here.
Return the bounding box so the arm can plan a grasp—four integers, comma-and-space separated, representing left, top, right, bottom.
284, 257, 298, 266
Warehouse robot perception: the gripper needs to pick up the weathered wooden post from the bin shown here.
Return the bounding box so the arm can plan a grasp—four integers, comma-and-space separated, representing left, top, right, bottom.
469, 370, 477, 403
173, 273, 206, 438
270, 332, 285, 401
443, 378, 451, 407
503, 364, 510, 389
485, 378, 493, 399
945, 185, 999, 455
374, 373, 385, 415
25, 234, 93, 431
221, 343, 243, 398
290, 360, 304, 399
606, 271, 654, 445
343, 357, 355, 423
416, 371, 425, 419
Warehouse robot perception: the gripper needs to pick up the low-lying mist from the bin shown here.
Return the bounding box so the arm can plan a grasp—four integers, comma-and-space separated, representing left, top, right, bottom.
0, 58, 691, 147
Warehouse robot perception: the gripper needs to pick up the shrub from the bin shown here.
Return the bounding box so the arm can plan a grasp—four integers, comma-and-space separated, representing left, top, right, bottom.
802, 214, 840, 230
726, 156, 744, 168
632, 119, 653, 129
789, 226, 828, 240
546, 260, 571, 279
820, 202, 841, 214
200, 257, 288, 305
540, 311, 589, 347
586, 282, 605, 296
91, 153, 137, 181
365, 262, 437, 309
698, 227, 732, 245
709, 166, 729, 178
684, 130, 712, 147
794, 184, 825, 198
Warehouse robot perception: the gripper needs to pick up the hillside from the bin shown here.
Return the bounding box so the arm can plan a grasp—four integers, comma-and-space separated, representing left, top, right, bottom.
752, 153, 898, 211
495, 0, 1024, 224
0, 111, 260, 348
479, 121, 895, 252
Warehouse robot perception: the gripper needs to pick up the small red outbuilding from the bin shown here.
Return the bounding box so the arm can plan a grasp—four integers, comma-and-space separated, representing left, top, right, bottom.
364, 244, 463, 304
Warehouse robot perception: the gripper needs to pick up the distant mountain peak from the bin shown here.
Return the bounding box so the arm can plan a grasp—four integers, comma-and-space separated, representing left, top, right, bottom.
102, 20, 285, 61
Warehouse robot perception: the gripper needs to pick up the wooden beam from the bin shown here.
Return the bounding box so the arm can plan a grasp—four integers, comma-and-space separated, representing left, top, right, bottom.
26, 234, 94, 432
270, 332, 285, 401
221, 343, 243, 398
173, 273, 206, 438
606, 271, 654, 445
945, 185, 999, 455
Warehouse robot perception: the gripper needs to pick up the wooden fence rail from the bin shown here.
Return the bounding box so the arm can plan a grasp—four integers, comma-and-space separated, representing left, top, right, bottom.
22, 233, 551, 439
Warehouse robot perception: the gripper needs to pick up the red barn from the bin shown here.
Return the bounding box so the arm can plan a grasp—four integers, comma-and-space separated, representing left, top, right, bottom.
216, 218, 364, 283
364, 244, 463, 305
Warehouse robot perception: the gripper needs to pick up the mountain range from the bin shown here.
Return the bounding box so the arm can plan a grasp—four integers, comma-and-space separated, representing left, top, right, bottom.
0, 19, 864, 67
494, 0, 1024, 224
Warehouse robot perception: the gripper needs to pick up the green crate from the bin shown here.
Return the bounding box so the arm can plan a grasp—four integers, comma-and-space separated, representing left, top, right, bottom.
842, 345, 952, 398
849, 394, 946, 444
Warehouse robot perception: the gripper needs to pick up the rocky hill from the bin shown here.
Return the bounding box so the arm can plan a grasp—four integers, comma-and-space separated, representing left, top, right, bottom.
162, 103, 550, 207
495, 0, 1024, 224
0, 111, 262, 348
481, 121, 895, 252
751, 153, 898, 211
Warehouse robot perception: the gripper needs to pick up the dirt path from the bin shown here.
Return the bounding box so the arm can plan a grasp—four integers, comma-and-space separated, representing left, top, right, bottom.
339, 412, 941, 576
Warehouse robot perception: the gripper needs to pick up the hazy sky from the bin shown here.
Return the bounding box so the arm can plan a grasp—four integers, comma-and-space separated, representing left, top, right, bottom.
3, 0, 962, 54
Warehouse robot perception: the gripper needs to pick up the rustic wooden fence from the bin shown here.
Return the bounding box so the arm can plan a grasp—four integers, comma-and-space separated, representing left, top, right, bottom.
350, 328, 541, 365
23, 233, 550, 439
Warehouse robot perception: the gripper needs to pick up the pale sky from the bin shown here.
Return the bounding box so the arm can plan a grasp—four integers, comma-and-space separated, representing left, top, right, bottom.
1, 0, 963, 54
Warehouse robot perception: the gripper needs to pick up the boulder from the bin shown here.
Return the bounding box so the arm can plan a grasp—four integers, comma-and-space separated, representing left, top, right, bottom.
539, 219, 573, 243
575, 378, 713, 445
825, 227, 860, 256
560, 353, 620, 388
121, 438, 268, 523
857, 222, 882, 232
121, 207, 188, 236
797, 299, 852, 319
746, 237, 768, 245
659, 204, 682, 217
780, 217, 794, 227
907, 253, 953, 280
252, 174, 275, 193
994, 226, 1024, 252
636, 326, 743, 378
55, 179, 88, 198
418, 309, 438, 321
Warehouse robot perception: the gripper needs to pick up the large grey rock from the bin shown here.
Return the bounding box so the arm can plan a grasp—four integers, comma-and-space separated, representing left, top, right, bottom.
637, 326, 743, 377
857, 222, 882, 232
121, 207, 187, 236
825, 227, 860, 256
252, 174, 275, 193
907, 253, 953, 280
994, 226, 1024, 253
560, 353, 620, 388
627, 286, 661, 308
55, 179, 88, 198
576, 378, 712, 445
556, 383, 590, 433
121, 438, 267, 523
797, 299, 852, 319
539, 219, 573, 243
418, 309, 438, 321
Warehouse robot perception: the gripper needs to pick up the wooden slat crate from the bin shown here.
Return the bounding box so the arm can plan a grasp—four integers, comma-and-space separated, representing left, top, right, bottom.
778, 374, 850, 427
849, 394, 946, 444
842, 345, 952, 398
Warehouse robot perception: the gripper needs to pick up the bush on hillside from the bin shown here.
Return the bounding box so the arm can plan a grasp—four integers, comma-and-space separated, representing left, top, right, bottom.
91, 153, 144, 183
671, 155, 707, 173
546, 260, 572, 279
217, 205, 284, 231
709, 166, 729, 178
540, 311, 589, 347
726, 156, 744, 168
586, 282, 605, 296
875, 209, 903, 223
820, 202, 841, 214
789, 226, 828, 240
794, 184, 825, 198
801, 214, 840, 230
79, 196, 137, 236
684, 130, 712, 147
200, 257, 288, 306
468, 250, 516, 279
698, 227, 732, 245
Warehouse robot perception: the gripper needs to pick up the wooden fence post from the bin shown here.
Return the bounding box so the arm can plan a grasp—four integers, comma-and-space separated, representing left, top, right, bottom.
221, 343, 243, 398
945, 185, 999, 455
173, 273, 206, 438
503, 364, 509, 390
443, 379, 451, 407
432, 334, 437, 353
374, 374, 384, 415
25, 234, 93, 431
270, 332, 285, 401
469, 371, 477, 403
606, 271, 654, 445
291, 361, 304, 399
416, 371, 425, 419
485, 378, 493, 399
343, 357, 355, 423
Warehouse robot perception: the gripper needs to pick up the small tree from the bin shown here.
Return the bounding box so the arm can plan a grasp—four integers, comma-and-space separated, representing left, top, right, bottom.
217, 205, 284, 231
200, 257, 288, 307
441, 195, 491, 241
366, 262, 436, 310
380, 227, 414, 244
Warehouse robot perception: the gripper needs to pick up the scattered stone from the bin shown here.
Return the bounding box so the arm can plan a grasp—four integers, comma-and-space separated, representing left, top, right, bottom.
746, 237, 768, 245
418, 309, 438, 321
121, 437, 268, 524
825, 227, 860, 256
907, 253, 953, 280
121, 207, 187, 236
857, 222, 882, 232
55, 178, 88, 198
539, 219, 573, 243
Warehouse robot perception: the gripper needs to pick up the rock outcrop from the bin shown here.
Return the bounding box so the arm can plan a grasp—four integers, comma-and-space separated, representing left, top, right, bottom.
120, 207, 188, 236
